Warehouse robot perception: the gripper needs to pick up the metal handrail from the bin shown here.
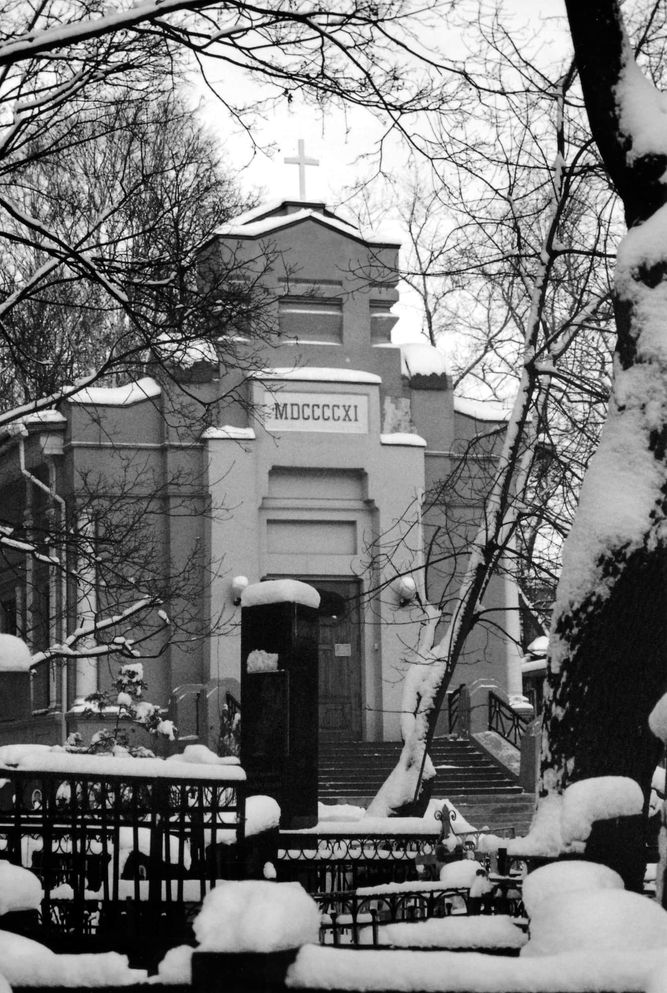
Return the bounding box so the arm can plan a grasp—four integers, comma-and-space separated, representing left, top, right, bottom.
488, 691, 531, 748
448, 685, 461, 730
448, 684, 470, 737
220, 691, 241, 756
226, 690, 241, 728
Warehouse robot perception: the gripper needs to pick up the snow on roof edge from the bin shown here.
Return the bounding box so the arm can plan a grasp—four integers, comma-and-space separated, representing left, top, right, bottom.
380, 433, 427, 448
400, 342, 448, 380
215, 207, 400, 247
255, 367, 381, 385
0, 409, 67, 441
67, 377, 161, 407
202, 426, 256, 441
20, 410, 65, 425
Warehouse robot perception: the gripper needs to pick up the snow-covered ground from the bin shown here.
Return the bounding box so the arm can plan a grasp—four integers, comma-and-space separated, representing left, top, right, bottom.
287, 945, 667, 992
0, 832, 664, 991
0, 759, 661, 991
196, 863, 667, 993
154, 861, 667, 992
0, 931, 146, 986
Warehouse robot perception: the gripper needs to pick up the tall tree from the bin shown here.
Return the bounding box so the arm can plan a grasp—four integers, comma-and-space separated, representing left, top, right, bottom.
361, 9, 622, 816
541, 0, 667, 891
0, 94, 255, 408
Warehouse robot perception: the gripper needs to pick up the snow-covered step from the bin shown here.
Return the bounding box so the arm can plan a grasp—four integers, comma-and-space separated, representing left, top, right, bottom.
318, 736, 531, 820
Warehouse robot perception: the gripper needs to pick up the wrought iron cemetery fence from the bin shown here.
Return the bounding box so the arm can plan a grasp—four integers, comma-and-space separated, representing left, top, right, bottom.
0, 754, 247, 964
316, 884, 474, 945
276, 831, 441, 892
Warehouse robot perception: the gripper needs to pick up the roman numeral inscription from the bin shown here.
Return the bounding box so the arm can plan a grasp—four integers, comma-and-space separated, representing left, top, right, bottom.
264, 391, 368, 434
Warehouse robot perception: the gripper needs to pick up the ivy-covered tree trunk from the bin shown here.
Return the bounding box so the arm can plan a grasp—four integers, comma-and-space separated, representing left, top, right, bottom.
541, 0, 667, 891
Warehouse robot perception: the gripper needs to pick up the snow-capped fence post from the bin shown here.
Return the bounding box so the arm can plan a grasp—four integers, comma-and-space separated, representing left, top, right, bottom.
191, 880, 320, 993
240, 581, 321, 829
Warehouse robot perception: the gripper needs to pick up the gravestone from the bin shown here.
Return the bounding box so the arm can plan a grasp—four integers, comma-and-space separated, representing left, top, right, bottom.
240, 580, 320, 828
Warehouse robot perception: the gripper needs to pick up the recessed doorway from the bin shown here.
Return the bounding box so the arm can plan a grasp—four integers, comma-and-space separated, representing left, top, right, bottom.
311, 579, 363, 741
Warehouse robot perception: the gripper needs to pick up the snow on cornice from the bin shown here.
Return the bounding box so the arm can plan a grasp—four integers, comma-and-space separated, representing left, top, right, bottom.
19, 409, 65, 425
380, 433, 427, 447
215, 202, 399, 247
400, 342, 448, 379
454, 396, 510, 422
522, 656, 548, 675
0, 408, 67, 443
201, 426, 256, 441
2, 409, 66, 433
67, 377, 161, 406
254, 367, 381, 385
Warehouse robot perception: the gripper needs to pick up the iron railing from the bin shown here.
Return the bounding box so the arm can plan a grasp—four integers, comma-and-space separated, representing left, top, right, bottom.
226, 690, 241, 729
316, 885, 473, 945
277, 831, 439, 893
488, 692, 531, 748
219, 691, 241, 756
0, 759, 246, 952
447, 684, 470, 737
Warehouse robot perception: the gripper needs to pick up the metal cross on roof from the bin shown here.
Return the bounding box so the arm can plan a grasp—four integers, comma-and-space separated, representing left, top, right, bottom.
284, 139, 319, 200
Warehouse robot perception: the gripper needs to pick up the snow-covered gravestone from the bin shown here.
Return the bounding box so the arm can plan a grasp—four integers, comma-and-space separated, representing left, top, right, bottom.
0, 635, 32, 723
240, 581, 320, 828
190, 880, 320, 993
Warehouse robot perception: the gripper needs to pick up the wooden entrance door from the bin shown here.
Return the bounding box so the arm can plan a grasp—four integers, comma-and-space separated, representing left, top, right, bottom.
313, 580, 363, 740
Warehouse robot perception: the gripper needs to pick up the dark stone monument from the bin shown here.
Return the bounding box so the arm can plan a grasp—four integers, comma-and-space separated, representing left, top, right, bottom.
240, 580, 320, 828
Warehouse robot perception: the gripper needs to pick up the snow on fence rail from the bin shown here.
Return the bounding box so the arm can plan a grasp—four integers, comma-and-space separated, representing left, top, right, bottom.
277, 812, 520, 893
316, 885, 476, 946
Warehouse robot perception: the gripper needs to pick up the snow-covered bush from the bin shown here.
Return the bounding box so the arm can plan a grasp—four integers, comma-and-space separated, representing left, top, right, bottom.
521, 860, 624, 917
76, 659, 176, 754
0, 862, 43, 915
522, 888, 667, 957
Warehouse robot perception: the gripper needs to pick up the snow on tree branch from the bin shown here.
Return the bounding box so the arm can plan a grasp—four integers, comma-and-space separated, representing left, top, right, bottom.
30, 595, 163, 666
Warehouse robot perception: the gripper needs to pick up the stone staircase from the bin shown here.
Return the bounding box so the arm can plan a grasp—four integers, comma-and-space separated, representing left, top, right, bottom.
318, 737, 535, 835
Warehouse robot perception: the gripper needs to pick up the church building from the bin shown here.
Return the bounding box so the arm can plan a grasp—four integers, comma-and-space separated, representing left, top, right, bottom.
0, 198, 527, 749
